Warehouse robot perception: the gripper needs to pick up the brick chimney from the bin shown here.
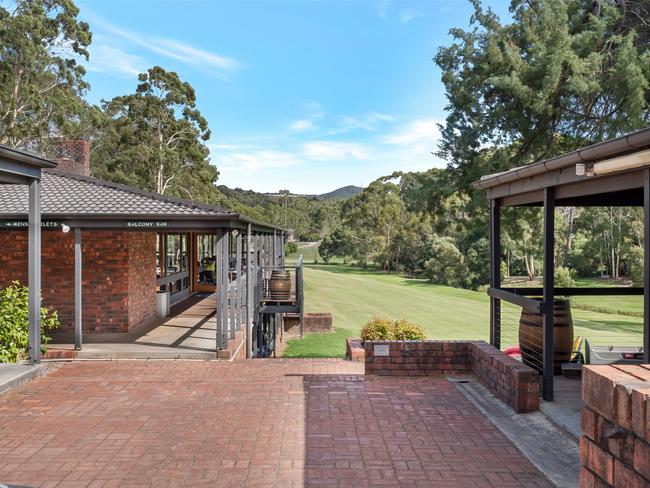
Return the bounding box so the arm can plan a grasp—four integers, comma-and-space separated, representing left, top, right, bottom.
52, 140, 90, 176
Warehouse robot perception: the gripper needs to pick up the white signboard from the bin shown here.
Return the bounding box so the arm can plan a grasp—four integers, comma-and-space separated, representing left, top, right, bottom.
374, 344, 390, 357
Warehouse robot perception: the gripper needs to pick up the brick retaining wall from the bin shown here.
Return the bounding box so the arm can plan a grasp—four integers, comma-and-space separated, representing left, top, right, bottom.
580, 365, 650, 487
284, 312, 333, 333
363, 340, 539, 413
471, 341, 540, 413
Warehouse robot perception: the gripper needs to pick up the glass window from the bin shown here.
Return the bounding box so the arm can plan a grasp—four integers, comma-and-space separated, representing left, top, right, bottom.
165, 234, 188, 276
197, 234, 216, 287
156, 234, 163, 279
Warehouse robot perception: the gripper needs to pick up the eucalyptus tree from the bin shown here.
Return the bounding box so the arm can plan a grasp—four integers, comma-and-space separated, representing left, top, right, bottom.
0, 0, 93, 149
93, 67, 218, 201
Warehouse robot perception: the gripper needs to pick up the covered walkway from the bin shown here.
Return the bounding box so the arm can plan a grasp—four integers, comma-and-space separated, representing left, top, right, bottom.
0, 359, 552, 487
50, 295, 220, 360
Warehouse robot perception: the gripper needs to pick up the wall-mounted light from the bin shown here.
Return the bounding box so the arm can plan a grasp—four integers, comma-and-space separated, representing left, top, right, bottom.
575, 163, 586, 176
61, 224, 70, 233
589, 148, 650, 176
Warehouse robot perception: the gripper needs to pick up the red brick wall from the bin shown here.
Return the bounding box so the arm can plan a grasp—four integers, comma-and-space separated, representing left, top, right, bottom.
284, 312, 333, 333
346, 338, 365, 362
580, 365, 650, 487
364, 340, 471, 376
81, 231, 130, 332
0, 230, 157, 333
363, 340, 540, 413
471, 341, 540, 413
127, 232, 157, 332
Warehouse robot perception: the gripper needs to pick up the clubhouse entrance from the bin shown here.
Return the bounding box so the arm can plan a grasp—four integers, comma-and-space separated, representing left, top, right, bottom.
156, 232, 221, 305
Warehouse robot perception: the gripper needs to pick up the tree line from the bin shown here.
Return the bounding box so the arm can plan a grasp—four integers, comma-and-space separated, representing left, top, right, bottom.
321, 0, 650, 289
1, 0, 649, 290
320, 171, 646, 289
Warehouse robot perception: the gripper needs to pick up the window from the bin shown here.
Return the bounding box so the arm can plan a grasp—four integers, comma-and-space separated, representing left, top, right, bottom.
165, 234, 187, 275
156, 232, 190, 297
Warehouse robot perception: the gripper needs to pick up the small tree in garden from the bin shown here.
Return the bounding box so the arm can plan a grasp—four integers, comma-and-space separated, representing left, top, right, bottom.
0, 282, 60, 363
360, 316, 426, 341
554, 266, 576, 288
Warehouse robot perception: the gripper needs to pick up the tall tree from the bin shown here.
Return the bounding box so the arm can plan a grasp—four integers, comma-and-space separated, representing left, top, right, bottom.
93, 67, 218, 201
435, 0, 650, 188
0, 0, 93, 149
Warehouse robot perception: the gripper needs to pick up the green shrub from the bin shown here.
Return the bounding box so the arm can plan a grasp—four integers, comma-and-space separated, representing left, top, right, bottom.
0, 281, 60, 363
392, 319, 426, 340
627, 245, 644, 285
360, 316, 393, 341
360, 316, 426, 342
554, 266, 576, 288
285, 241, 298, 255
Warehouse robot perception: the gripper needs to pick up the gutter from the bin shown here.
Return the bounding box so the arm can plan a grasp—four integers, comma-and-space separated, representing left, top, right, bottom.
0, 145, 58, 169
471, 127, 650, 190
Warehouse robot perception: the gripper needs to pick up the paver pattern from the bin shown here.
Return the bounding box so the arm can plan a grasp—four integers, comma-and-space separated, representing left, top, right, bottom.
0, 359, 551, 487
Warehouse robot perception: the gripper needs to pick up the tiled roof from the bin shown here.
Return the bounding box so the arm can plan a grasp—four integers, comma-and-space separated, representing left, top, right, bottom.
0, 170, 234, 218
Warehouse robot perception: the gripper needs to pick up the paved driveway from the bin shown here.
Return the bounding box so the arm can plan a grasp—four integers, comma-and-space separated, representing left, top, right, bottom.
0, 360, 551, 487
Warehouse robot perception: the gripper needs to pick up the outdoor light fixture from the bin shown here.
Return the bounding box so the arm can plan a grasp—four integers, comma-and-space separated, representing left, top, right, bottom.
588, 148, 650, 176
575, 163, 586, 176
61, 224, 70, 233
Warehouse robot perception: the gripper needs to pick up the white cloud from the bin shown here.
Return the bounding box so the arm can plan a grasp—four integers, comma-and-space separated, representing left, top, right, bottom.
217, 150, 303, 172
383, 118, 441, 145
88, 13, 241, 79
400, 6, 424, 24
86, 44, 145, 77
338, 112, 396, 132
155, 38, 241, 72
303, 141, 370, 161
290, 119, 314, 131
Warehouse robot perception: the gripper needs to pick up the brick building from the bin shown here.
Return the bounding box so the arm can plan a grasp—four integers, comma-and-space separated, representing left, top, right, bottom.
0, 141, 285, 355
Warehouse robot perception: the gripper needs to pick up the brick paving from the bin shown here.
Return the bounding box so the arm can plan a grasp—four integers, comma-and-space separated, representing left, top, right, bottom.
0, 359, 551, 487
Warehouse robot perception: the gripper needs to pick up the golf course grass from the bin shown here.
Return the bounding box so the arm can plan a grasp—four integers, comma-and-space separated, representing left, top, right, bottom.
282, 263, 644, 358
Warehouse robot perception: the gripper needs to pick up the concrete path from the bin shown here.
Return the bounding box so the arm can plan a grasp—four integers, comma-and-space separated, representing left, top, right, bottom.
540, 376, 583, 440
0, 359, 554, 487
50, 295, 219, 360
134, 294, 217, 353
453, 378, 579, 488
0, 364, 43, 395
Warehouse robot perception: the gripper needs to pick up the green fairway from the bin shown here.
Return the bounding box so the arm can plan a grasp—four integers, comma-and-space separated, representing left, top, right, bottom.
282, 264, 644, 358
286, 242, 320, 264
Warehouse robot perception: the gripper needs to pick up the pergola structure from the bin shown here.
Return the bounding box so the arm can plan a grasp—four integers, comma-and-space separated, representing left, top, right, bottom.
0, 145, 57, 363
473, 127, 650, 401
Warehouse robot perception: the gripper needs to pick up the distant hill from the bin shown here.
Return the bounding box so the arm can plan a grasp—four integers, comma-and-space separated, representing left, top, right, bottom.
314, 185, 363, 200
261, 185, 364, 201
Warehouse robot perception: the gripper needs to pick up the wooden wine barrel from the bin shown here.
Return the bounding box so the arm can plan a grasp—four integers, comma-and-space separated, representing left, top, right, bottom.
519, 299, 574, 374
269, 270, 291, 299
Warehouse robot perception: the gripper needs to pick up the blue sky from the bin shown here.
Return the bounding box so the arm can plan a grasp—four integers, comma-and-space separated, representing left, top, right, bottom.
78, 0, 509, 194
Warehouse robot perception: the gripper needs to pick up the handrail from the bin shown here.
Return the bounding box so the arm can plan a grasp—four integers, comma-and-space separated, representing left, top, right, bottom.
487, 287, 544, 313
156, 270, 189, 287
500, 286, 644, 296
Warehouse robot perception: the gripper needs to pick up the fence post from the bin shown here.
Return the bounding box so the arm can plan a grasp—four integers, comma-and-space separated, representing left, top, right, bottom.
489, 198, 501, 349
543, 187, 555, 401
